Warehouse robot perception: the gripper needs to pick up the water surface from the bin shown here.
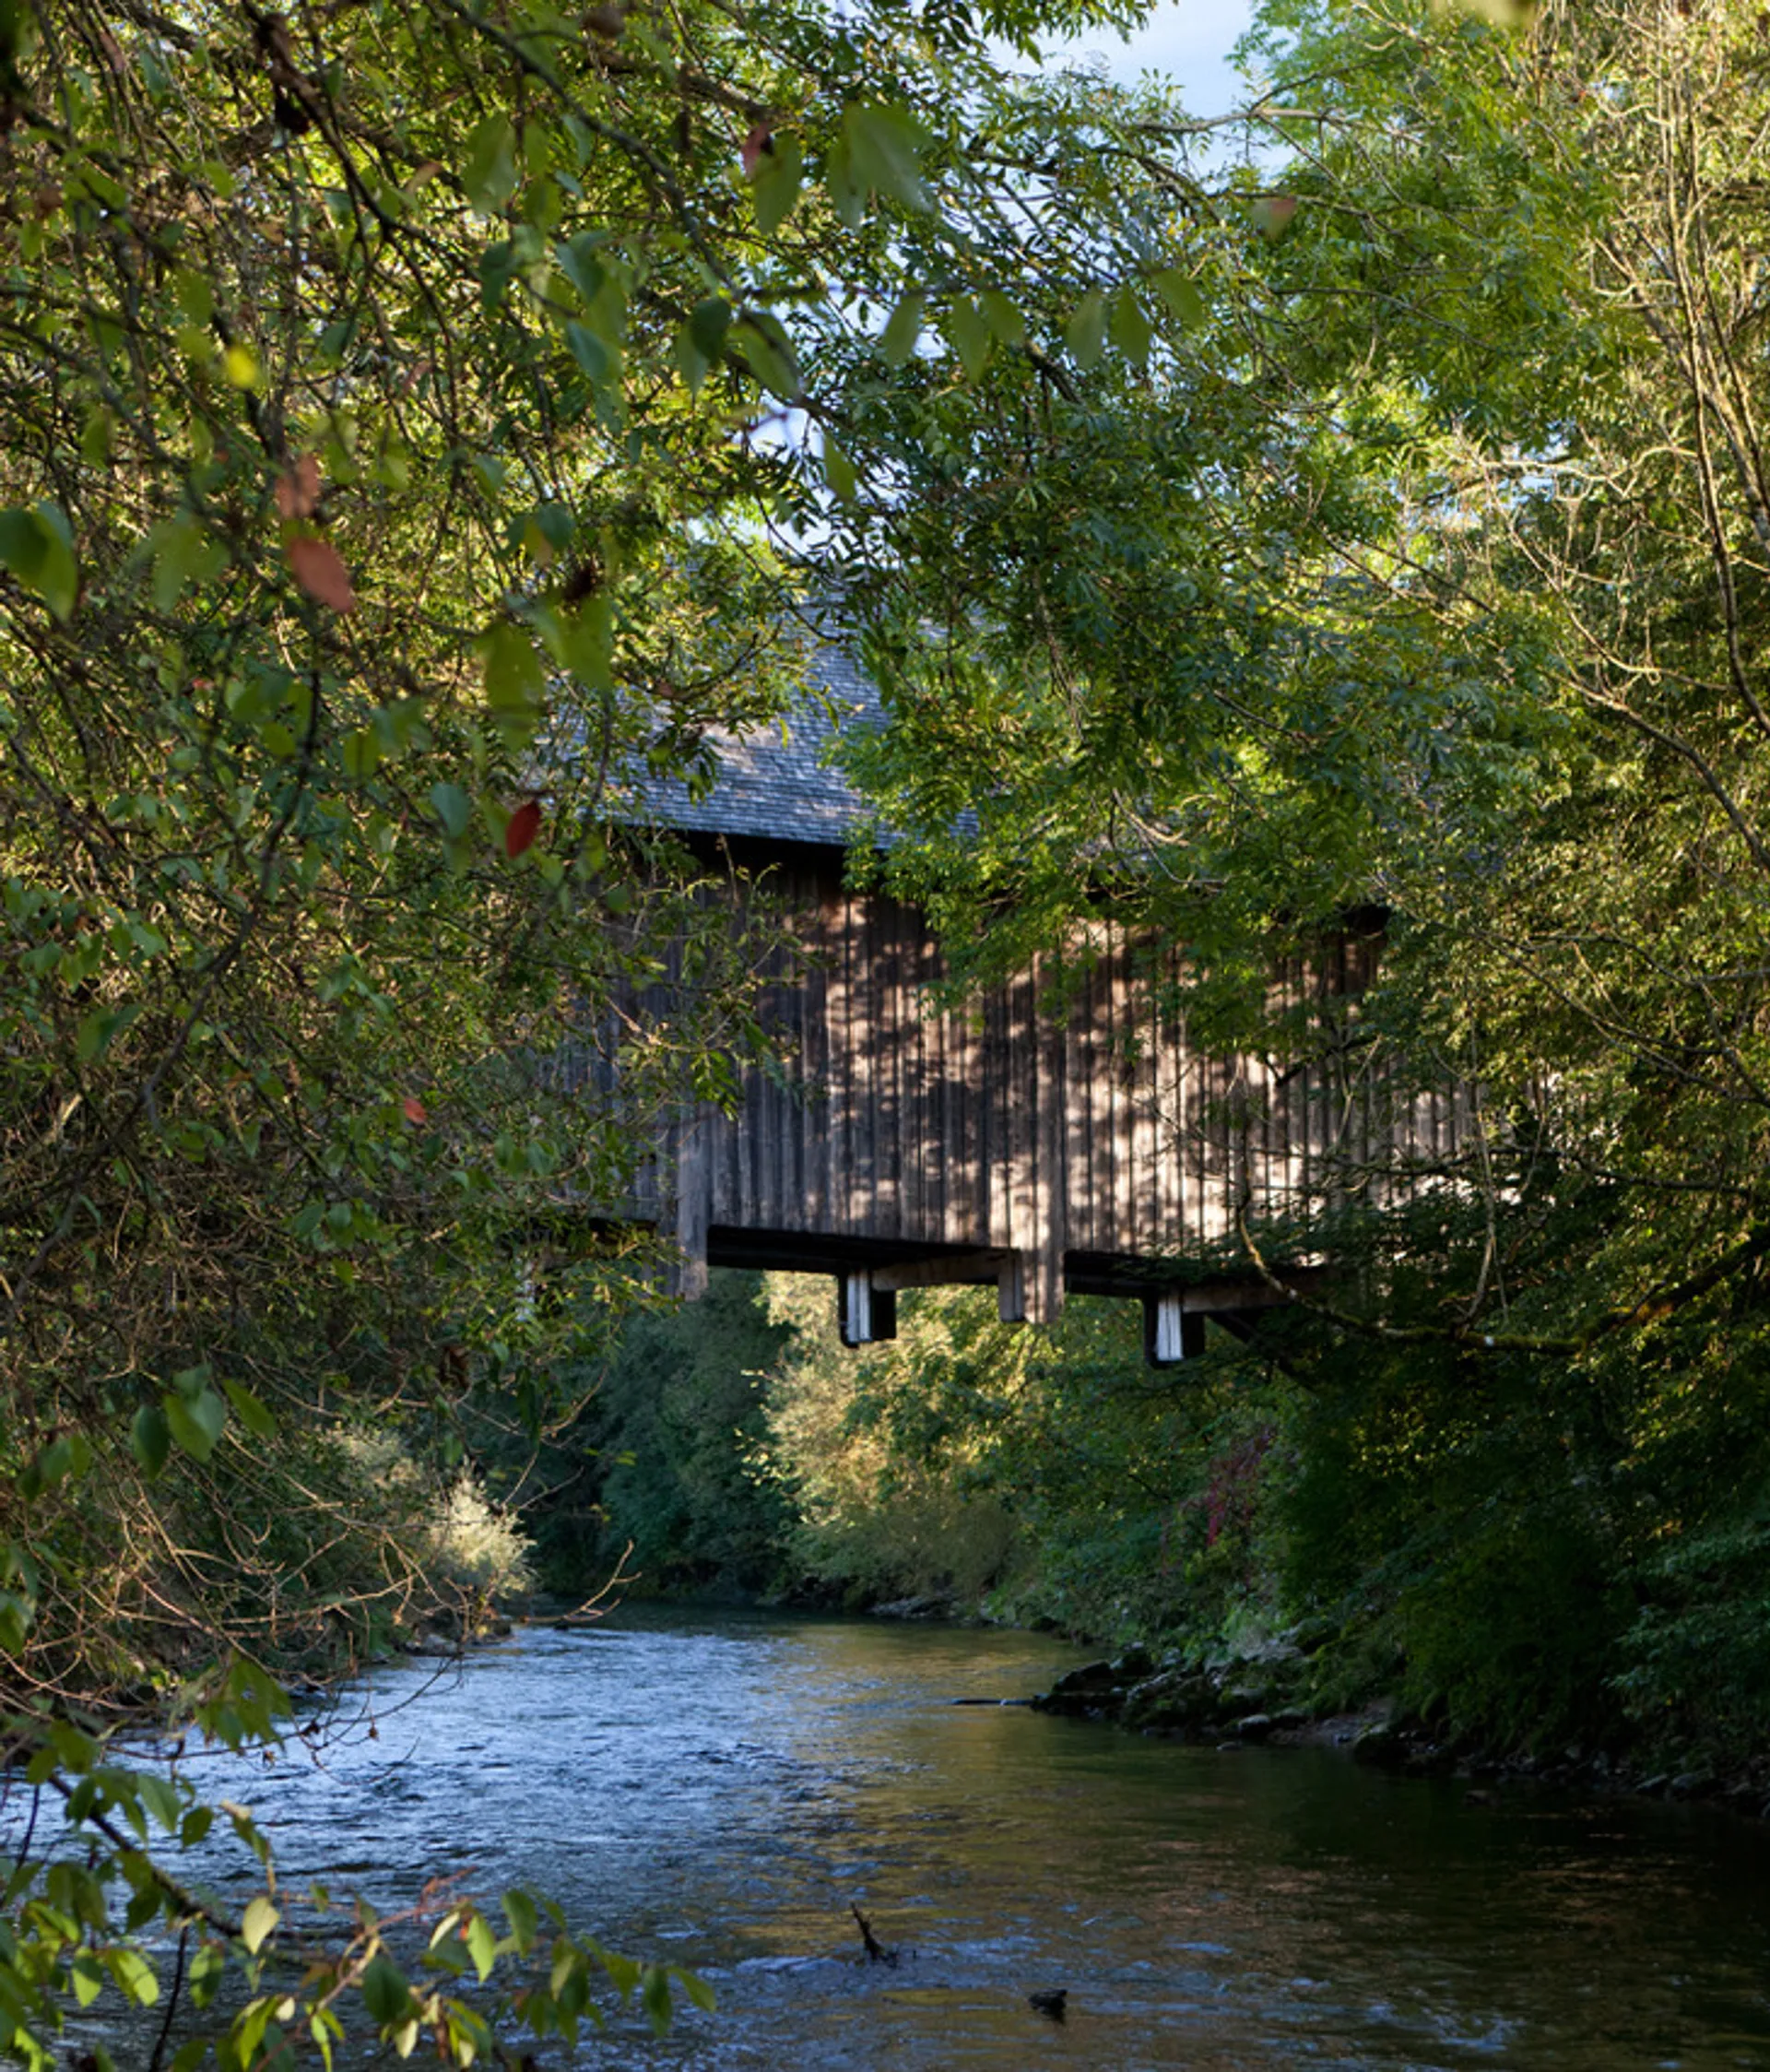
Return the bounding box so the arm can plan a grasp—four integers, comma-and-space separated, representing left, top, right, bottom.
47, 1612, 1770, 2067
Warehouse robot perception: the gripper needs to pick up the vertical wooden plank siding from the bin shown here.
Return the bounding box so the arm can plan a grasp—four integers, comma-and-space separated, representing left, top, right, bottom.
824, 881, 851, 1236
901, 912, 922, 1244
1063, 947, 1094, 1255
628, 853, 1464, 1282
803, 878, 829, 1229
1006, 966, 1032, 1265
1100, 928, 1122, 1254
880, 898, 903, 1239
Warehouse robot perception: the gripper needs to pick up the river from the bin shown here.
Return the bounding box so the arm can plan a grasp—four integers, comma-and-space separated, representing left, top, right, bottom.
51, 1610, 1770, 2067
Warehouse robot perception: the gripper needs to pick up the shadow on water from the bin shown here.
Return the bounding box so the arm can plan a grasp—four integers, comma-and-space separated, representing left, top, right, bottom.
30, 1609, 1770, 2068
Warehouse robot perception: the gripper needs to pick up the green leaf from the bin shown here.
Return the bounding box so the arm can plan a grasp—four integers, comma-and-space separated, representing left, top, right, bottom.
565, 321, 614, 385
878, 290, 926, 366
242, 1894, 279, 1954
690, 295, 733, 374
466, 1912, 498, 1982
29, 1430, 89, 1493
478, 238, 520, 310
431, 782, 473, 838
482, 622, 547, 714
1109, 286, 1152, 368
527, 501, 574, 558
502, 1888, 538, 1952
163, 1386, 227, 1463
673, 1965, 716, 2013
0, 1588, 35, 1652
172, 1363, 213, 1402
0, 503, 77, 621
596, 1941, 640, 1995
148, 514, 224, 612
822, 437, 857, 504
822, 136, 863, 228
131, 1404, 171, 1477
730, 314, 800, 400
641, 1962, 672, 2035
232, 1999, 274, 2066
80, 407, 113, 468
172, 268, 215, 324
102, 1947, 159, 2007
1149, 266, 1206, 329
1064, 289, 1107, 370
559, 594, 614, 692
23, 503, 75, 608
137, 1773, 181, 1830
749, 132, 803, 235
360, 1955, 413, 2026
463, 114, 518, 214
76, 1005, 121, 1064
980, 290, 1026, 348
555, 233, 607, 308
945, 297, 992, 381
342, 726, 381, 781
675, 296, 732, 394
842, 103, 928, 210
221, 1377, 277, 1439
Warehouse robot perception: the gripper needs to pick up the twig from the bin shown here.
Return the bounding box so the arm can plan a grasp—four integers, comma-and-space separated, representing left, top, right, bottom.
146, 1925, 190, 2072
850, 1902, 897, 1966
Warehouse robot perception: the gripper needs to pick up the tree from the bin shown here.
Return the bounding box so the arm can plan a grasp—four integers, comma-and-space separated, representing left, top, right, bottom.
828, 0, 1770, 1333
758, 1273, 1284, 1638
824, 0, 1770, 1758
520, 1269, 795, 1597
1250, 0, 1770, 1753
0, 0, 1240, 2058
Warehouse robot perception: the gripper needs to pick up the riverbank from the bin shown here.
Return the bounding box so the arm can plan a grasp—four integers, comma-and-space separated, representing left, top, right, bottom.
1023, 1630, 1770, 1822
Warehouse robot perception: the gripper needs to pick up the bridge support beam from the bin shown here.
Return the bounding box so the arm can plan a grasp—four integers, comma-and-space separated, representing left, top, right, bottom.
652, 1217, 1325, 1368
996, 1249, 1060, 1327
668, 1110, 711, 1300
1144, 1291, 1207, 1367
859, 1246, 1059, 1332
839, 1273, 897, 1347
870, 1249, 1008, 1294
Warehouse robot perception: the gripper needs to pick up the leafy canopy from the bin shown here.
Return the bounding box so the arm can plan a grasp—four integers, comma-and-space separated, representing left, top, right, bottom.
0, 0, 1239, 2059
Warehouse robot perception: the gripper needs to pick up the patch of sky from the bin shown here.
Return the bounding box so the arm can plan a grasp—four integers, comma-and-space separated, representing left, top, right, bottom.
1030, 0, 1259, 111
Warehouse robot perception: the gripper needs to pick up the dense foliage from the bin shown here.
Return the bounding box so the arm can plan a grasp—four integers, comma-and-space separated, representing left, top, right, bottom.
519, 1269, 793, 1596
818, 0, 1770, 1773
0, 0, 1236, 2058
12, 0, 1770, 2054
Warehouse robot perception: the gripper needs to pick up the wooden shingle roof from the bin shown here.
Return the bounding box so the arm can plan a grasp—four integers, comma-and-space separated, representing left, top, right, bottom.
629, 645, 884, 850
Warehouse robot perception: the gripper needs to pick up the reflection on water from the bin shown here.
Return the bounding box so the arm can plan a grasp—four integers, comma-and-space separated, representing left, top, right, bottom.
33, 1612, 1770, 2068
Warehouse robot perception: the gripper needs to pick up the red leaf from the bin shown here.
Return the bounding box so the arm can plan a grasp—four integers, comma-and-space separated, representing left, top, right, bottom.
1251, 194, 1299, 239
286, 534, 358, 613
505, 799, 541, 858
275, 453, 321, 520
741, 123, 773, 177
403, 1095, 428, 1125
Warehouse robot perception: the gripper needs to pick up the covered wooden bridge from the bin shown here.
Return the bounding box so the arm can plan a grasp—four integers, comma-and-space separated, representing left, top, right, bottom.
615, 655, 1467, 1364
